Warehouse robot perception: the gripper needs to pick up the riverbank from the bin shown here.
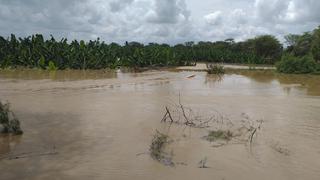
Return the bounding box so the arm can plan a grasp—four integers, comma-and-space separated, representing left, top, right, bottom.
176, 63, 276, 71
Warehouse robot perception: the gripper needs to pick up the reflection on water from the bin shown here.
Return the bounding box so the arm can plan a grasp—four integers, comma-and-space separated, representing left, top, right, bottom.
235, 71, 320, 96
0, 69, 320, 180
0, 69, 118, 81
0, 135, 22, 155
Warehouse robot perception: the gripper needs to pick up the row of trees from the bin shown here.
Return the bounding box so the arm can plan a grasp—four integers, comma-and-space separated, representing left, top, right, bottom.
0, 35, 192, 69
0, 33, 283, 70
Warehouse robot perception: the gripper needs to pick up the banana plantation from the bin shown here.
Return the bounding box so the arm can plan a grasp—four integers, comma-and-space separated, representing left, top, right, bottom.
0, 34, 283, 70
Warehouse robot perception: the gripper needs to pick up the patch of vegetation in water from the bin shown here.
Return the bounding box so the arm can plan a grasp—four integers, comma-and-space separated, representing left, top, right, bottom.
203, 130, 233, 142
206, 64, 225, 74
0, 101, 23, 135
149, 131, 174, 167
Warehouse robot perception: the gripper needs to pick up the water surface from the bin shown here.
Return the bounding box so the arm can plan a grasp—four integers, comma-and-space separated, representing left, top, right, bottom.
0, 69, 319, 180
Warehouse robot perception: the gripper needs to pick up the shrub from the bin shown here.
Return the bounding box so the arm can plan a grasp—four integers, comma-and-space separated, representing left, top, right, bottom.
0, 101, 23, 135
276, 54, 318, 74
149, 131, 174, 166
48, 61, 57, 71
204, 130, 233, 142
206, 64, 225, 74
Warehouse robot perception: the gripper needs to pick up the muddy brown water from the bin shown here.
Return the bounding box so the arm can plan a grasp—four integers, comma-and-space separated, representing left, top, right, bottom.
0, 69, 319, 180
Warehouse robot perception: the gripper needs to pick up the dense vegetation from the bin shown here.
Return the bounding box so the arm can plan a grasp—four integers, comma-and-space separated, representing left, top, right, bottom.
0, 26, 319, 73
277, 26, 320, 74
0, 36, 189, 69
0, 34, 282, 70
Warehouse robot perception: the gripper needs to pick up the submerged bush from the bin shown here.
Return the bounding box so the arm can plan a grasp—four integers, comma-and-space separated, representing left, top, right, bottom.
150, 131, 169, 160
276, 54, 319, 74
149, 131, 174, 166
206, 64, 225, 74
204, 130, 233, 142
0, 101, 23, 135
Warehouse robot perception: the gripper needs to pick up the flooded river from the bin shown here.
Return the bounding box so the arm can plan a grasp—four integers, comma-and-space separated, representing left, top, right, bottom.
0, 69, 319, 180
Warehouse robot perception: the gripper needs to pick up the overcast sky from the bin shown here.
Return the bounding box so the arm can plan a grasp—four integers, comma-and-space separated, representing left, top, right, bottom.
0, 0, 319, 44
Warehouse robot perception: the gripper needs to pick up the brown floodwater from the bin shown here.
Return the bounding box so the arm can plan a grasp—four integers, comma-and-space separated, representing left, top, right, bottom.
0, 69, 319, 180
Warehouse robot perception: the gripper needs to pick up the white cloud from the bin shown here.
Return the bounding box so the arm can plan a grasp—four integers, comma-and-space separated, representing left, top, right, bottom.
204, 11, 222, 25
254, 0, 320, 24
146, 0, 190, 24
0, 0, 319, 44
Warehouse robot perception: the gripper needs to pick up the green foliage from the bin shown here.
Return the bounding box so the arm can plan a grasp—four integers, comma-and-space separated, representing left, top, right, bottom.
294, 32, 313, 57
48, 61, 57, 71
0, 101, 23, 135
311, 26, 320, 62
279, 26, 320, 74
0, 35, 197, 69
0, 33, 287, 70
276, 54, 319, 74
250, 35, 283, 64
5, 27, 320, 70
206, 64, 225, 74
284, 34, 300, 47
38, 56, 46, 69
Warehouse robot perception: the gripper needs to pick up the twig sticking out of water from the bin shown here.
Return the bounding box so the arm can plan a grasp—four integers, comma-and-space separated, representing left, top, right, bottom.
248, 119, 263, 145
178, 93, 196, 127
161, 94, 216, 129
250, 129, 257, 144
159, 95, 264, 153
198, 157, 209, 168
161, 107, 174, 123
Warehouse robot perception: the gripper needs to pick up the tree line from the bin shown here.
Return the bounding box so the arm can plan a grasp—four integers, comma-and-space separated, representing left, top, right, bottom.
0, 33, 283, 70
0, 26, 319, 73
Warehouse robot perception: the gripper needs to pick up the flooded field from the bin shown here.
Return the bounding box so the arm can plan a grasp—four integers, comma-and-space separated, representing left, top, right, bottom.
0, 69, 320, 180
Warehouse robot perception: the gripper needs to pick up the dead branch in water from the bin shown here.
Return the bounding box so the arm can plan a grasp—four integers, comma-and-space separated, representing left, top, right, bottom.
161, 94, 211, 128
160, 98, 264, 146
161, 106, 174, 123
178, 93, 196, 127
250, 128, 257, 144
157, 93, 264, 168
248, 119, 263, 145
198, 157, 209, 168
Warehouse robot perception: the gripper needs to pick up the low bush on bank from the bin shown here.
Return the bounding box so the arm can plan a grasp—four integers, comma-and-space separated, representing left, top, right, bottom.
276, 54, 320, 74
